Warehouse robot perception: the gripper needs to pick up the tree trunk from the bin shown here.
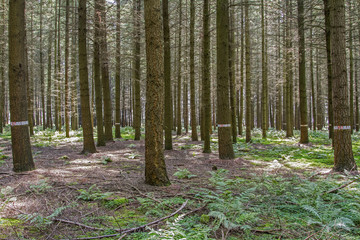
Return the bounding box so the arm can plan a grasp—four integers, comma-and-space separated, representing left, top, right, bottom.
189, 0, 197, 141
64, 0, 70, 137
297, 0, 308, 144
261, 0, 268, 139
133, 0, 141, 140
163, 0, 173, 149
9, 0, 35, 172
94, 0, 105, 146
285, 0, 293, 138
245, 0, 252, 143
144, 0, 170, 186
330, 0, 357, 172
99, 0, 113, 142
202, 0, 211, 153
176, 0, 182, 136
78, 0, 97, 154
217, 0, 234, 158
115, 0, 122, 138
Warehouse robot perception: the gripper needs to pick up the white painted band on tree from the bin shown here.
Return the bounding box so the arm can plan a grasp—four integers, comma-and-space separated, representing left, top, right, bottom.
334, 126, 351, 130
115, 123, 121, 125
217, 124, 231, 127
11, 121, 29, 126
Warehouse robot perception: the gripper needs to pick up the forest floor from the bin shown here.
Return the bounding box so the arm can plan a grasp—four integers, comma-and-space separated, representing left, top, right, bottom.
1, 127, 360, 240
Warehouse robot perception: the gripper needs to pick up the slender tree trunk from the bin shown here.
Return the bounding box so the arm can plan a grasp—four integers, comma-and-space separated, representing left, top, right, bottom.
217, 0, 234, 158
133, 0, 141, 140
316, 50, 323, 130
176, 0, 182, 136
229, 5, 237, 143
64, 0, 70, 137
285, 0, 293, 138
56, 0, 61, 132
144, 0, 170, 186
163, 0, 173, 149
245, 0, 252, 143
323, 0, 333, 140
0, 0, 4, 134
78, 0, 96, 154
9, 0, 35, 172
330, 0, 357, 172
115, 0, 122, 138
94, 0, 105, 146
70, 0, 78, 131
189, 0, 197, 141
348, 1, 354, 133
99, 0, 113, 141
39, 0, 45, 130
27, 13, 34, 135
261, 0, 268, 139
46, 27, 53, 129
202, 0, 211, 153
298, 0, 308, 143
239, 4, 244, 136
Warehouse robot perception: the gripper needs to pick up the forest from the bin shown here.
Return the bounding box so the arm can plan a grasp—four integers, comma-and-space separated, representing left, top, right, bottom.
1, 0, 360, 239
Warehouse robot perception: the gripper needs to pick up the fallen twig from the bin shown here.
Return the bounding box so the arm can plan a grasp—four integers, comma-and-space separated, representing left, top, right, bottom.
55, 218, 104, 231
325, 179, 357, 194
67, 199, 189, 240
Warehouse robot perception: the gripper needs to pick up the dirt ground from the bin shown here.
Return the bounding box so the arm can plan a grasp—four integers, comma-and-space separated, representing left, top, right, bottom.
0, 134, 309, 239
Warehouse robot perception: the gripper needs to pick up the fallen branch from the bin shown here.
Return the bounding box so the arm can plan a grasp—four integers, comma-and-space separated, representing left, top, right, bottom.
67, 200, 189, 240
55, 219, 104, 231
325, 179, 357, 194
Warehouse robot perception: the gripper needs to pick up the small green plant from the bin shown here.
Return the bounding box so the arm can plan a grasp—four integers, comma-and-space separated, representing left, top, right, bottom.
59, 155, 69, 160
28, 180, 52, 194
0, 154, 8, 160
78, 184, 112, 201
101, 156, 113, 165
173, 168, 197, 179
104, 197, 128, 209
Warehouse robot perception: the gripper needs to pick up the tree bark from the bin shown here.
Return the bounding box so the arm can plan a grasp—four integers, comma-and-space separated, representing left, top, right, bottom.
144, 0, 170, 186
330, 0, 357, 172
189, 0, 197, 141
133, 0, 141, 141
78, 0, 97, 154
9, 0, 35, 172
217, 0, 234, 158
245, 0, 252, 143
115, 0, 122, 139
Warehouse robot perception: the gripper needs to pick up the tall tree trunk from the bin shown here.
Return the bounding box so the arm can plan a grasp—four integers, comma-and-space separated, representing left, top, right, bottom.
189, 0, 197, 141
78, 0, 96, 154
330, 0, 357, 172
163, 0, 173, 149
133, 0, 141, 140
94, 0, 105, 146
56, 0, 61, 132
39, 0, 45, 130
115, 0, 122, 138
0, 0, 4, 134
46, 27, 53, 129
9, 0, 35, 172
245, 0, 252, 143
70, 0, 78, 131
348, 1, 354, 133
239, 4, 244, 136
285, 0, 293, 138
261, 0, 268, 139
27, 12, 34, 135
99, 0, 113, 141
144, 0, 170, 186
176, 0, 182, 136
202, 0, 211, 153
217, 0, 234, 158
323, 0, 333, 140
297, 0, 308, 143
64, 0, 70, 137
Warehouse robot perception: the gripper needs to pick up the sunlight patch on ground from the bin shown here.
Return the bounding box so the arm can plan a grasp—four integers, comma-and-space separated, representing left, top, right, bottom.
34, 168, 74, 176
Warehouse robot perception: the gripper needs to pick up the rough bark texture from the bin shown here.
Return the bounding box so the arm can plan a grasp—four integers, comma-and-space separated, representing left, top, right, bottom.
144, 0, 170, 186
229, 7, 237, 143
202, 0, 211, 153
189, 0, 197, 142
216, 0, 234, 159
176, 0, 182, 136
297, 0, 308, 144
64, 0, 70, 137
163, 0, 173, 150
99, 0, 113, 142
245, 0, 251, 143
78, 0, 96, 154
261, 0, 268, 139
330, 0, 357, 172
115, 0, 121, 139
133, 0, 141, 141
94, 0, 105, 146
9, 0, 35, 172
0, 0, 4, 134
285, 0, 293, 138
323, 0, 333, 140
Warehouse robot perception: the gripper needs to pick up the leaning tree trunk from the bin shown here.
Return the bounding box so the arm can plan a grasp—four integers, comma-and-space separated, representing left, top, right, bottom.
78, 0, 96, 154
9, 0, 35, 172
330, 0, 357, 172
144, 0, 170, 186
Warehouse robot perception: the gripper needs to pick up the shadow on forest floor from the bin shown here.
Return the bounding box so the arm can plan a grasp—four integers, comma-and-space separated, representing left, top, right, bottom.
1, 127, 360, 239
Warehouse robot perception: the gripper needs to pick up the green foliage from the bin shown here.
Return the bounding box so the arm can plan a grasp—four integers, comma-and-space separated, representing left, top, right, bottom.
100, 156, 113, 165
28, 180, 53, 194
104, 197, 128, 209
77, 185, 112, 201
18, 205, 72, 228
173, 168, 197, 179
